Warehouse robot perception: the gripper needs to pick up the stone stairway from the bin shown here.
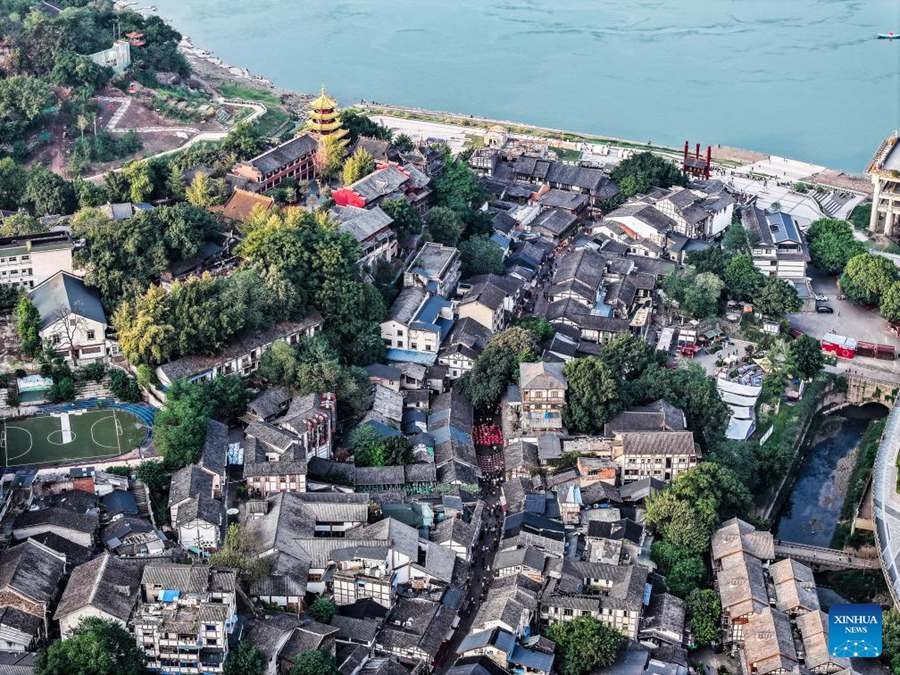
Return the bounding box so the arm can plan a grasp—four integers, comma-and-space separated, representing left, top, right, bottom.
130, 479, 156, 527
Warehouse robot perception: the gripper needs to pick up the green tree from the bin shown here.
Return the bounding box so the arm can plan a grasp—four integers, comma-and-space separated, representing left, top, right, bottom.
598, 333, 662, 381
221, 123, 264, 160
687, 588, 721, 648
350, 425, 387, 467
317, 277, 386, 365
883, 608, 900, 674
790, 335, 824, 379
651, 540, 706, 598
342, 147, 374, 186
392, 133, 414, 152
610, 151, 685, 197
840, 252, 897, 306
210, 523, 270, 580
686, 246, 726, 276
123, 161, 154, 203
630, 363, 729, 450
459, 235, 504, 276
722, 221, 750, 252
425, 206, 464, 246
0, 157, 26, 210
113, 285, 176, 366
340, 110, 392, 143
755, 276, 801, 318
108, 369, 141, 402
34, 617, 147, 675
153, 380, 210, 468
15, 295, 42, 358
314, 134, 346, 180
308, 597, 336, 623
723, 254, 764, 302
289, 650, 338, 675
432, 146, 487, 215
515, 316, 555, 343
185, 172, 212, 208
0, 213, 46, 237
664, 269, 723, 319
381, 198, 421, 239
806, 218, 866, 275
458, 328, 538, 411
562, 357, 622, 434
258, 340, 300, 386
223, 642, 265, 675
547, 615, 624, 675
202, 375, 250, 423
646, 490, 717, 554
23, 167, 76, 216
135, 460, 170, 493
0, 75, 57, 144
882, 280, 900, 323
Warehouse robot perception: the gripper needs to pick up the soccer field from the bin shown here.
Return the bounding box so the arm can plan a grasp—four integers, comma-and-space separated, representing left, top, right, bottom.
2, 408, 149, 468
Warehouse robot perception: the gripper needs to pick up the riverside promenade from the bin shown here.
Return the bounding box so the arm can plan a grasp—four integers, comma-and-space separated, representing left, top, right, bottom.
874, 403, 900, 603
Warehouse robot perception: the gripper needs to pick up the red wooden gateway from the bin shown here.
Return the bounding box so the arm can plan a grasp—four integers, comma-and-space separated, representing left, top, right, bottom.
682, 141, 712, 180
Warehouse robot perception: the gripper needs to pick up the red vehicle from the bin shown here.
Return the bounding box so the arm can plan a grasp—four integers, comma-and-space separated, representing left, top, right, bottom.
821, 333, 857, 359
856, 341, 877, 358
876, 344, 896, 360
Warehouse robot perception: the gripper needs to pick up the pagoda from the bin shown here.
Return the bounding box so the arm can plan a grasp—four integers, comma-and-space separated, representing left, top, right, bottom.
305, 86, 348, 142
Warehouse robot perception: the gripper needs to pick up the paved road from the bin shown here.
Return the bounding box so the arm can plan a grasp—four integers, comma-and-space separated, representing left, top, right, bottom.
85, 96, 266, 182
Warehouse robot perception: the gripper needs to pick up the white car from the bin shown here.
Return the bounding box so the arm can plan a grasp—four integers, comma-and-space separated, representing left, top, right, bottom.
815, 294, 829, 302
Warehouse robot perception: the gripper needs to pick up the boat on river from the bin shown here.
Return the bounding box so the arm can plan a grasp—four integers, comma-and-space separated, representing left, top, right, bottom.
877, 32, 899, 39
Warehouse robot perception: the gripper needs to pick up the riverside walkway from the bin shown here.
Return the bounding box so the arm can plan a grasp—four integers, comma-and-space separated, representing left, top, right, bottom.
773, 540, 880, 571
873, 403, 900, 603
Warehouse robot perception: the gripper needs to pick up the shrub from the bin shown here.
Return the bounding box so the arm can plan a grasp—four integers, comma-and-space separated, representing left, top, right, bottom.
109, 369, 141, 402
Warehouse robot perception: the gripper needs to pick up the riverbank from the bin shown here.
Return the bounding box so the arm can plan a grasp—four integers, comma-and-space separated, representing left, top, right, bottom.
141, 5, 874, 198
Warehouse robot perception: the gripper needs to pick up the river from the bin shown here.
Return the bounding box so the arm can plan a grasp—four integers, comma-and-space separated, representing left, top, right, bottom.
146, 0, 899, 171
776, 405, 887, 547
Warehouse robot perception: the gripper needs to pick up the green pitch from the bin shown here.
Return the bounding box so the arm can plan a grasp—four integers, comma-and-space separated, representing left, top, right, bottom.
2, 409, 148, 467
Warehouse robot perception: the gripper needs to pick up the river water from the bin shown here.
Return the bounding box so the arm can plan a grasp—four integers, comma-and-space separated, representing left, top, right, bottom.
148, 0, 899, 171
776, 406, 886, 547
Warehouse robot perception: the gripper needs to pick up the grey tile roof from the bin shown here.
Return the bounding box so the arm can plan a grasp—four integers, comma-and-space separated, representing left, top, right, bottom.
332, 205, 394, 243
54, 552, 142, 623
200, 419, 228, 478
388, 286, 429, 324
28, 271, 105, 330
248, 386, 292, 420
620, 431, 697, 457
0, 606, 42, 639
244, 613, 303, 662
169, 465, 213, 508
13, 507, 98, 536
247, 133, 317, 174
0, 540, 65, 605
331, 614, 378, 643
350, 165, 409, 203
245, 421, 298, 453
157, 317, 321, 382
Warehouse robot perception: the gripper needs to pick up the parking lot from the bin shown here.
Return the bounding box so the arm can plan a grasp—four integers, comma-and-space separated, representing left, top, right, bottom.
787, 271, 900, 350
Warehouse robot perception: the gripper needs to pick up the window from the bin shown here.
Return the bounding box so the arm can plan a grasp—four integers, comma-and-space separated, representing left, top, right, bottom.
87, 330, 95, 340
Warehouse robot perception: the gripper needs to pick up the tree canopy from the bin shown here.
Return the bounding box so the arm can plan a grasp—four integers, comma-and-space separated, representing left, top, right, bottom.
839, 252, 897, 306
562, 357, 622, 434
223, 642, 265, 675
425, 206, 464, 247
15, 295, 41, 358
308, 596, 337, 623
35, 617, 147, 675
458, 327, 538, 411
723, 254, 765, 302
342, 147, 375, 186
754, 276, 801, 318
459, 235, 505, 277
806, 218, 866, 275
547, 616, 624, 675
790, 335, 824, 380
288, 650, 338, 675
687, 588, 721, 648
610, 151, 685, 199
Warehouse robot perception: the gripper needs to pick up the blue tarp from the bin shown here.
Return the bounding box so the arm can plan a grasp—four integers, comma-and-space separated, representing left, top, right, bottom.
161, 590, 180, 602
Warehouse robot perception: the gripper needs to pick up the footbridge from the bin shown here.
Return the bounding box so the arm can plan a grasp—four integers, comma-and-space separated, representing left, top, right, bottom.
773, 540, 881, 571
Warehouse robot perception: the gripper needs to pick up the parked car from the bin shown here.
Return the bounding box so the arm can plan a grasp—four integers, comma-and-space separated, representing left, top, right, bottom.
815, 294, 829, 302
816, 305, 834, 313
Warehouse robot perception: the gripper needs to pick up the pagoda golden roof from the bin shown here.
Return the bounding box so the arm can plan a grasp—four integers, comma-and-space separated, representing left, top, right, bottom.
309, 86, 338, 112
308, 109, 340, 121
306, 119, 345, 133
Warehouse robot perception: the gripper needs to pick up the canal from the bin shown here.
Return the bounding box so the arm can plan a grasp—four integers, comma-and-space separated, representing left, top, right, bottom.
775, 404, 887, 548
